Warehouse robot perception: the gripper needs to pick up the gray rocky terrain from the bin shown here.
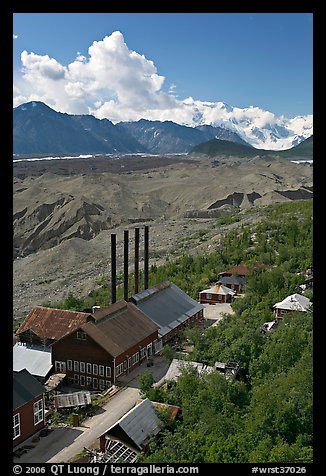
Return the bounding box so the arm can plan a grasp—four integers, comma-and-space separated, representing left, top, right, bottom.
13, 153, 313, 322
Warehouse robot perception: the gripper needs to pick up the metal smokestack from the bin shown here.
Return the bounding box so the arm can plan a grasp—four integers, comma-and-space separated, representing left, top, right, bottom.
111, 233, 117, 304
144, 225, 149, 290
124, 230, 129, 301
134, 227, 140, 294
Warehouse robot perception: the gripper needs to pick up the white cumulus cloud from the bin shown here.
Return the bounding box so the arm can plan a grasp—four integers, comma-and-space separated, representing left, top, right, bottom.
13, 30, 312, 149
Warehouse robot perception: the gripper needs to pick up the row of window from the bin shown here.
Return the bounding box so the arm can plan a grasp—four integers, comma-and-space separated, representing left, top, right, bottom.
66, 361, 111, 378
115, 347, 148, 377
72, 375, 111, 390
13, 399, 43, 440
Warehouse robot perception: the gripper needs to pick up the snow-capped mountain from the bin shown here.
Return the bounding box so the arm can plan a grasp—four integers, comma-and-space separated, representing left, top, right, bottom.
13, 101, 313, 155
184, 101, 313, 150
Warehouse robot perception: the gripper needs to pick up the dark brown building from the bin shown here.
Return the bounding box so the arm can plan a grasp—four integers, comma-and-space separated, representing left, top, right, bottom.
16, 307, 93, 347
13, 369, 45, 448
51, 300, 159, 389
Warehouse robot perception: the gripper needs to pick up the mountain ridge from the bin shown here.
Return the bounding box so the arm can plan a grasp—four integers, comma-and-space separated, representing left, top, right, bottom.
14, 101, 312, 156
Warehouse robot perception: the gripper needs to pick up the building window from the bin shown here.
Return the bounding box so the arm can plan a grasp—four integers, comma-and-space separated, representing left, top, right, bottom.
80, 375, 85, 387
93, 364, 98, 375
93, 378, 98, 389
77, 331, 87, 341
132, 352, 139, 365
33, 399, 43, 425
99, 379, 105, 390
140, 347, 146, 359
115, 363, 124, 376
127, 357, 131, 368
55, 361, 66, 373
86, 377, 92, 387
67, 360, 72, 371
105, 366, 111, 378
106, 380, 112, 389
74, 361, 79, 372
86, 363, 92, 374
74, 374, 79, 384
80, 362, 85, 373
99, 365, 104, 377
206, 293, 212, 300
13, 413, 20, 440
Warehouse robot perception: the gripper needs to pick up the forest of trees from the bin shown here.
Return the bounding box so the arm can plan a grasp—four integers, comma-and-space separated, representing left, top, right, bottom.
44, 200, 313, 463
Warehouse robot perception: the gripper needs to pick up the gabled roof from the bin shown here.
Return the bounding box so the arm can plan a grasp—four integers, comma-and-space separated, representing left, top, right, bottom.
130, 282, 204, 338
13, 369, 45, 411
273, 293, 312, 311
16, 307, 93, 341
227, 264, 250, 275
218, 263, 251, 277
102, 398, 160, 451
199, 283, 235, 296
218, 275, 246, 286
13, 343, 52, 378
80, 300, 159, 357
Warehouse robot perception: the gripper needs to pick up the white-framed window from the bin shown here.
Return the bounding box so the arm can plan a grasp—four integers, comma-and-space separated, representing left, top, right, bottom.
115, 363, 124, 376
99, 365, 104, 377
86, 377, 92, 387
80, 362, 85, 373
33, 399, 43, 425
86, 363, 92, 374
77, 331, 87, 340
93, 364, 98, 375
74, 361, 79, 372
105, 366, 111, 378
67, 360, 72, 371
106, 380, 111, 389
128, 357, 131, 368
13, 413, 20, 440
206, 293, 212, 300
132, 352, 139, 365
93, 378, 98, 389
140, 347, 146, 359
80, 375, 85, 387
55, 361, 66, 373
74, 374, 79, 384
99, 379, 105, 390
123, 360, 127, 370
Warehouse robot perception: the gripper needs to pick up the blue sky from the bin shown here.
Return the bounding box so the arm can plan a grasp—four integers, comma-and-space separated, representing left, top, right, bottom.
13, 12, 313, 122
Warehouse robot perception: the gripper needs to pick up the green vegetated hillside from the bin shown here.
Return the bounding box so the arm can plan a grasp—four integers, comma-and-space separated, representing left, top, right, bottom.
138, 201, 313, 463
45, 200, 313, 463
189, 135, 313, 159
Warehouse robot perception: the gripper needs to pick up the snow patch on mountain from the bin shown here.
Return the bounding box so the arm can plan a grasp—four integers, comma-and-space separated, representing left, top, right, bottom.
182, 99, 313, 150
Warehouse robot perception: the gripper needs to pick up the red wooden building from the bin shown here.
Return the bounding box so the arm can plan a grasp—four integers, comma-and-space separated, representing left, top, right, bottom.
51, 300, 159, 390
199, 283, 235, 304
13, 369, 45, 448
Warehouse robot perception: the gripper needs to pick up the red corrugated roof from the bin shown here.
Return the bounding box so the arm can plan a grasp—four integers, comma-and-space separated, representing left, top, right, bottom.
16, 307, 93, 341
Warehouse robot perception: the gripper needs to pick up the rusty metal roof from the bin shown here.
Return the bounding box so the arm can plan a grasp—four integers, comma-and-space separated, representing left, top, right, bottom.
81, 300, 159, 357
16, 307, 93, 341
226, 264, 250, 276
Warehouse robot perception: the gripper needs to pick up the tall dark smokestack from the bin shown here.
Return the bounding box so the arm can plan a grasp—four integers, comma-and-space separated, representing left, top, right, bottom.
134, 227, 140, 294
124, 229, 129, 301
144, 225, 149, 290
111, 233, 117, 304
